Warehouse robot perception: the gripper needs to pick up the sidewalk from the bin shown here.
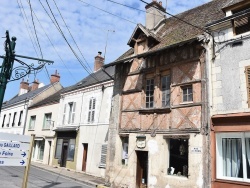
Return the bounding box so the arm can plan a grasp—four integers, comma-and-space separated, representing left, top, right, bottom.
31, 162, 106, 187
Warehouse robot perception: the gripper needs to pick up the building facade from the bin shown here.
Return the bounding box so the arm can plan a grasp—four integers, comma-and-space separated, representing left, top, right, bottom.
104, 0, 233, 187
206, 0, 250, 187
52, 52, 114, 178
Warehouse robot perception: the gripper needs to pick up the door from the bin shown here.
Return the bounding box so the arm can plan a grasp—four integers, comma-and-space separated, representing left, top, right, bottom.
47, 141, 51, 165
61, 141, 68, 167
136, 151, 148, 188
82, 144, 88, 171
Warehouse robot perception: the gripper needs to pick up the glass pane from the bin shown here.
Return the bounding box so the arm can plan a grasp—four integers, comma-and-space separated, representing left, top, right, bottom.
245, 138, 250, 179
222, 138, 243, 178
55, 139, 63, 158
67, 139, 75, 160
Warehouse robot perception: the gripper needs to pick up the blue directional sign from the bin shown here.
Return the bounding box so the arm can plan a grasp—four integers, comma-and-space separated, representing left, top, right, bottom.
0, 149, 28, 158
0, 158, 27, 166
0, 141, 29, 151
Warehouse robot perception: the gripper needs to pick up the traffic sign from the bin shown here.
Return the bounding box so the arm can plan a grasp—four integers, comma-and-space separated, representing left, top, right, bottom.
0, 158, 27, 166
0, 149, 28, 158
0, 132, 30, 142
0, 141, 30, 151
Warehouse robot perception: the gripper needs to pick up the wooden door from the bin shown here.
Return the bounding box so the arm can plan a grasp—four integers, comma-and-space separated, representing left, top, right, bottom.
136, 151, 148, 188
82, 144, 88, 171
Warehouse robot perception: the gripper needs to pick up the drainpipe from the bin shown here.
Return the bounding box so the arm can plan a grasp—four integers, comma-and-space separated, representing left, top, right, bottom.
22, 98, 29, 135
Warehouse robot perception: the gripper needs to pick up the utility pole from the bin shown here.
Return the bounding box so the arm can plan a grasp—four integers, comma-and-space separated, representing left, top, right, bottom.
0, 31, 16, 111
0, 30, 53, 113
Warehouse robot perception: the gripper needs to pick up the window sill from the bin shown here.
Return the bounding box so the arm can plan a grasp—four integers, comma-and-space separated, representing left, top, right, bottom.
42, 128, 50, 131
166, 174, 188, 180
138, 107, 170, 114
28, 129, 35, 131
214, 178, 250, 185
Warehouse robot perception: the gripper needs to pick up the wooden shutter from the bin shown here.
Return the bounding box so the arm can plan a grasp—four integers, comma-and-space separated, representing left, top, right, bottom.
246, 66, 250, 107
99, 144, 107, 168
71, 102, 76, 123
62, 104, 66, 124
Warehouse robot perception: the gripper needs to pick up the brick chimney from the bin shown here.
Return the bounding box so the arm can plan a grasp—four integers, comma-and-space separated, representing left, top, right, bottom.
50, 70, 60, 83
31, 79, 39, 91
19, 79, 29, 95
94, 52, 104, 72
145, 0, 166, 31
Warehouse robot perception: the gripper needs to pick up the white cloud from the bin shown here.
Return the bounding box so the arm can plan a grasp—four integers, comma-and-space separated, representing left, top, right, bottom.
1, 0, 210, 101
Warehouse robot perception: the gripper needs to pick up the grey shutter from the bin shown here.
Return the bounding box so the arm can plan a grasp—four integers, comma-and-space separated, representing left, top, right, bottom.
99, 144, 108, 168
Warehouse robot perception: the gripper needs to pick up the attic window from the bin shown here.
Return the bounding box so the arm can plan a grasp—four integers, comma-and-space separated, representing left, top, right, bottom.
233, 14, 250, 35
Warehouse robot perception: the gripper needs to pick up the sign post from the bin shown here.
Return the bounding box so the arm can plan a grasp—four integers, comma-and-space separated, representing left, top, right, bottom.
0, 132, 33, 188
22, 134, 34, 188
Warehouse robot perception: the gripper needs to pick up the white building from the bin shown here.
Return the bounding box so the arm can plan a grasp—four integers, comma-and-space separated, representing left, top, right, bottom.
52, 52, 114, 178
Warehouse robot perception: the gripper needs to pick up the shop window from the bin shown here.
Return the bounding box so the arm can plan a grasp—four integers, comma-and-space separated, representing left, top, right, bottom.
88, 98, 96, 123
146, 78, 154, 108
55, 139, 63, 159
43, 113, 52, 129
121, 137, 129, 166
67, 139, 76, 161
28, 116, 36, 130
37, 141, 45, 160
216, 132, 250, 181
161, 75, 171, 107
168, 138, 188, 177
182, 85, 193, 102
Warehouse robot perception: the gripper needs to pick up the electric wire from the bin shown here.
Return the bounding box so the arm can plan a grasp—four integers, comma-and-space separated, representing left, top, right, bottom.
27, 0, 58, 92
52, 0, 93, 73
77, 0, 137, 25
17, 0, 40, 58
31, 6, 77, 82
39, 0, 99, 82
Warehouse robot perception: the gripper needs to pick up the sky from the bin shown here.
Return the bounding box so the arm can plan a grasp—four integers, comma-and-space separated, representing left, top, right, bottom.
0, 0, 211, 101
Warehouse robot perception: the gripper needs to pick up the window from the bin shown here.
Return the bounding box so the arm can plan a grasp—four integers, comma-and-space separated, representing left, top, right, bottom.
7, 113, 11, 127
182, 85, 193, 102
88, 98, 96, 122
232, 5, 250, 36
37, 141, 45, 160
2, 114, 6, 128
43, 113, 52, 129
168, 138, 188, 177
121, 137, 129, 166
99, 144, 108, 168
18, 111, 23, 126
146, 78, 154, 108
68, 102, 76, 124
67, 139, 76, 160
161, 75, 171, 107
29, 116, 36, 130
12, 112, 16, 127
216, 132, 250, 182
62, 104, 66, 124
55, 139, 63, 159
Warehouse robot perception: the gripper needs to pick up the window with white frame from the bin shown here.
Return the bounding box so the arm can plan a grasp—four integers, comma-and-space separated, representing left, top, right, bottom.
88, 98, 96, 123
29, 116, 36, 130
182, 85, 193, 102
68, 102, 76, 124
146, 78, 154, 108
43, 113, 52, 129
216, 132, 250, 182
121, 137, 129, 166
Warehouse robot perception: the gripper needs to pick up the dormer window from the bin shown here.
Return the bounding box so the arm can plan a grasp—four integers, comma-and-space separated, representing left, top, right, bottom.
231, 5, 250, 35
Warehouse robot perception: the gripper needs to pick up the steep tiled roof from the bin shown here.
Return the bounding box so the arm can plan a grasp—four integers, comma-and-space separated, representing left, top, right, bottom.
3, 84, 53, 108
62, 65, 115, 94
222, 0, 245, 9
108, 0, 242, 65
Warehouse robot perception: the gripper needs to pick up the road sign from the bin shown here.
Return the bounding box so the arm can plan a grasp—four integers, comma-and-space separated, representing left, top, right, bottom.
0, 149, 28, 158
0, 158, 27, 166
0, 132, 30, 142
0, 141, 30, 151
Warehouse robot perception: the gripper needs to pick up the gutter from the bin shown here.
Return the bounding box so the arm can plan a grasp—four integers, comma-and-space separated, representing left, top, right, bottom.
103, 37, 198, 68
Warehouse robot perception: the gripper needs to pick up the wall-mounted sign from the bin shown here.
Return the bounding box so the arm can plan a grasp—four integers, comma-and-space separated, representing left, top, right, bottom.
136, 135, 146, 149
191, 147, 202, 154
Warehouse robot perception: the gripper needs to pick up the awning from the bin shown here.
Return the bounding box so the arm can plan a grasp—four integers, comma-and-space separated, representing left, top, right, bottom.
53, 126, 79, 132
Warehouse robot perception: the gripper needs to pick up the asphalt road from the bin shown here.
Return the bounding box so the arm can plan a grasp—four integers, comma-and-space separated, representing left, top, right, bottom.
0, 166, 94, 188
